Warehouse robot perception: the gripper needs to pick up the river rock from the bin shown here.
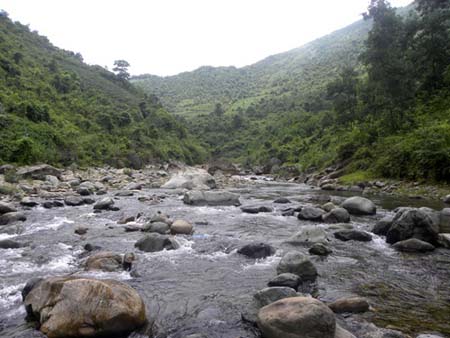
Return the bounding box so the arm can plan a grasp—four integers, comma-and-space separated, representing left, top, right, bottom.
341, 196, 376, 215
392, 238, 435, 252
274, 197, 291, 204
438, 233, 450, 248
0, 239, 27, 249
20, 197, 39, 207
171, 219, 194, 235
237, 243, 275, 259
322, 208, 350, 223
64, 196, 85, 206
23, 276, 146, 338
183, 190, 240, 206
443, 195, 450, 204
322, 202, 337, 212
162, 168, 216, 190
0, 201, 16, 214
142, 222, 170, 234
135, 233, 179, 252
0, 164, 15, 174
328, 297, 370, 313
334, 230, 372, 242
386, 209, 439, 245
440, 208, 450, 233
335, 325, 357, 338
207, 160, 239, 175
268, 273, 301, 290
277, 252, 318, 282
43, 200, 64, 209
254, 287, 298, 307
45, 175, 60, 186
85, 251, 134, 272
16, 164, 62, 180
118, 215, 135, 224
288, 226, 329, 244
150, 212, 172, 225
372, 216, 394, 235
74, 226, 88, 235
297, 206, 326, 221
241, 205, 273, 214
0, 211, 27, 225
257, 297, 336, 338
93, 197, 115, 210
309, 243, 332, 256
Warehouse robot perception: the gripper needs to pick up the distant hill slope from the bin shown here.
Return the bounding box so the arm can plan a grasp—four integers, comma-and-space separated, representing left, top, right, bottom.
132, 19, 371, 116
0, 12, 206, 167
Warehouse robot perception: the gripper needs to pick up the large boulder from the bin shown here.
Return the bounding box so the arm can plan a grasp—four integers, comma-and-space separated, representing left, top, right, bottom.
93, 197, 115, 210
309, 243, 332, 256
254, 287, 298, 307
341, 197, 376, 215
183, 190, 240, 206
268, 273, 301, 290
392, 238, 435, 253
237, 243, 275, 259
297, 206, 325, 221
0, 211, 27, 225
288, 226, 329, 245
162, 168, 216, 190
135, 233, 179, 252
142, 221, 170, 234
334, 230, 372, 242
23, 276, 146, 338
440, 208, 450, 233
322, 208, 350, 223
372, 215, 394, 235
0, 201, 16, 214
386, 209, 439, 244
257, 297, 336, 338
16, 164, 62, 180
277, 252, 318, 282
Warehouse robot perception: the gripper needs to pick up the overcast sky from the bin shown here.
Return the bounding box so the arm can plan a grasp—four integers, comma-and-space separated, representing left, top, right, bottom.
1, 0, 411, 76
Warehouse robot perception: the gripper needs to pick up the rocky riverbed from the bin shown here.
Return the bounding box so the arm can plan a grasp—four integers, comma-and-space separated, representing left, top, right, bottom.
0, 164, 449, 338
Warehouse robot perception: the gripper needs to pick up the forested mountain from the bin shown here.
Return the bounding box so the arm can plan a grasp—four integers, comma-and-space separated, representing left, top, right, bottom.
0, 12, 206, 168
132, 19, 371, 117
134, 1, 450, 182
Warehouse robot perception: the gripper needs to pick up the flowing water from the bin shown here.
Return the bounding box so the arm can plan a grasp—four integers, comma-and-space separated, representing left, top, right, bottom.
1, 178, 449, 338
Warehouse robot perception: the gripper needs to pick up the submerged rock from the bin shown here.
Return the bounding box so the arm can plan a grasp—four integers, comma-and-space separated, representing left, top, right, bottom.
241, 205, 273, 214
0, 211, 27, 225
288, 226, 329, 245
334, 230, 372, 242
277, 252, 318, 282
309, 243, 332, 256
23, 276, 146, 338
0, 201, 17, 214
183, 190, 240, 206
142, 221, 170, 234
0, 239, 27, 249
254, 287, 298, 307
341, 196, 376, 215
135, 233, 179, 252
328, 297, 370, 313
392, 238, 435, 252
257, 297, 336, 338
237, 243, 275, 259
274, 197, 291, 204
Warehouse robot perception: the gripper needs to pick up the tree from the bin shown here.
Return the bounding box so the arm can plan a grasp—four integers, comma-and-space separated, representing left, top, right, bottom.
211, 103, 224, 117
113, 60, 130, 80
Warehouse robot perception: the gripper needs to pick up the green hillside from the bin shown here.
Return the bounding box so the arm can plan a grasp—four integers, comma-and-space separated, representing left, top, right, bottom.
0, 12, 206, 168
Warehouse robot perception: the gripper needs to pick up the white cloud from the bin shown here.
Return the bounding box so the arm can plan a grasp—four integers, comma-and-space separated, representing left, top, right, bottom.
0, 0, 412, 76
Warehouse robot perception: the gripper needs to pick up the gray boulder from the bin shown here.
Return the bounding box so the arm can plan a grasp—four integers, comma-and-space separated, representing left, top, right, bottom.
443, 195, 450, 204
288, 226, 329, 245
372, 216, 394, 235
440, 208, 450, 233
93, 197, 114, 210
257, 297, 336, 338
135, 233, 179, 252
183, 190, 240, 206
85, 251, 134, 272
0, 211, 26, 225
274, 197, 291, 204
322, 208, 350, 223
268, 273, 301, 290
20, 197, 39, 207
277, 252, 318, 282
0, 239, 27, 249
142, 222, 170, 234
392, 238, 435, 252
309, 243, 332, 256
334, 230, 372, 242
16, 164, 62, 180
241, 205, 273, 214
328, 297, 370, 313
386, 209, 439, 244
162, 168, 216, 190
0, 201, 16, 214
341, 196, 376, 215
297, 206, 326, 221
170, 219, 194, 235
254, 287, 298, 307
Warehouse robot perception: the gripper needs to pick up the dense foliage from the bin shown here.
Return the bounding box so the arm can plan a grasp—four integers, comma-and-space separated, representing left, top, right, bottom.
136, 1, 450, 182
0, 13, 206, 167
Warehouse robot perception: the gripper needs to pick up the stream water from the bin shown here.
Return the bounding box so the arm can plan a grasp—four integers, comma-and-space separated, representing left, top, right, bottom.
0, 178, 449, 338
